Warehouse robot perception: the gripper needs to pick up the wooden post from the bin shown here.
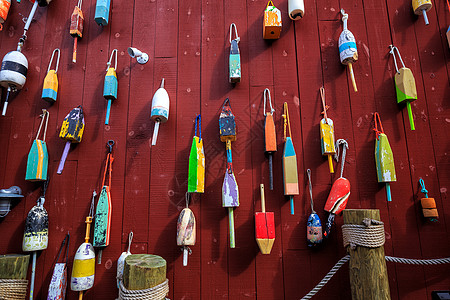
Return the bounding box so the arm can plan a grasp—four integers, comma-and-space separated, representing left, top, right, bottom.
0, 254, 30, 279
343, 209, 391, 300
123, 254, 166, 290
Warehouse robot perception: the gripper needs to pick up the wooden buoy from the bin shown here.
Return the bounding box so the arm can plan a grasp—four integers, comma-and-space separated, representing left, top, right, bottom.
23, 195, 49, 300
94, 0, 110, 26
323, 139, 350, 238
282, 102, 299, 215
0, 254, 30, 279
306, 169, 322, 247
0, 0, 11, 31
123, 254, 166, 291
219, 98, 239, 248
47, 233, 70, 300
117, 231, 133, 287
229, 23, 241, 83
71, 191, 96, 300
177, 203, 196, 266
187, 115, 205, 193
255, 184, 275, 254
412, 0, 432, 25
93, 140, 114, 264
57, 106, 85, 174
150, 78, 170, 146
42, 48, 60, 103
319, 87, 336, 173
389, 45, 417, 131
263, 89, 277, 190
103, 49, 118, 125
373, 113, 396, 202
26, 110, 49, 182
263, 1, 282, 39
70, 0, 84, 63
339, 9, 358, 92
419, 178, 438, 221
288, 0, 304, 20
343, 209, 391, 300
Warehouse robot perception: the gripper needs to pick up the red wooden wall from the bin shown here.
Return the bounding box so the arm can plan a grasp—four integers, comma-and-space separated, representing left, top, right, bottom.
0, 0, 449, 299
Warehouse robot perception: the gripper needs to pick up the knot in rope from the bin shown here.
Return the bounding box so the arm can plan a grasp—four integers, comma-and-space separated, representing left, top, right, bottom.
419, 178, 428, 198
342, 218, 385, 250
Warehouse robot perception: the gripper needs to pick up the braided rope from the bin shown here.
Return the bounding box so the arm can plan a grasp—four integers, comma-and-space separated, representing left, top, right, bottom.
386, 256, 450, 265
300, 255, 350, 300
342, 218, 385, 249
118, 279, 169, 300
0, 279, 28, 300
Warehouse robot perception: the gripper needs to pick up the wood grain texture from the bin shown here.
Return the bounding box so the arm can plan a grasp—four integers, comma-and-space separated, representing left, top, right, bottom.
0, 0, 448, 299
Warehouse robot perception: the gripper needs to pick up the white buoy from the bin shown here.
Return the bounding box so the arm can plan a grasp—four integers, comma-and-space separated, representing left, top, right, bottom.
288, 0, 304, 20
150, 78, 170, 146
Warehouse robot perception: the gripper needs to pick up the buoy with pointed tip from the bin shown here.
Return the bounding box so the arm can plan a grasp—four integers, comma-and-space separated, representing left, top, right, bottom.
255, 184, 275, 254
150, 78, 170, 146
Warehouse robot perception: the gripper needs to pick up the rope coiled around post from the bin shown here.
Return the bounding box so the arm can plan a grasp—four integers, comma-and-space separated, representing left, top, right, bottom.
342, 218, 385, 249
0, 279, 28, 300
118, 279, 169, 300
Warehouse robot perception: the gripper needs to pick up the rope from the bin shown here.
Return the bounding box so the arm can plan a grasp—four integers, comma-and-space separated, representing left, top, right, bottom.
89, 190, 97, 219
373, 112, 384, 139
306, 169, 315, 214
300, 255, 350, 300
229, 23, 239, 44
118, 279, 169, 300
334, 139, 348, 178
107, 49, 118, 71
35, 109, 49, 142
47, 48, 61, 73
263, 88, 274, 116
389, 45, 406, 74
319, 87, 329, 121
282, 102, 292, 141
194, 115, 201, 140
342, 218, 385, 249
341, 9, 348, 31
385, 256, 450, 265
0, 279, 28, 300
419, 178, 428, 198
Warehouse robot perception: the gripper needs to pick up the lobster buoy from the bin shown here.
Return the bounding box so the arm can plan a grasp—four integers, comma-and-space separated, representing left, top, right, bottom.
95, 0, 110, 26
288, 0, 304, 20
103, 49, 118, 125
0, 50, 28, 116
0, 0, 11, 31
150, 78, 170, 146
42, 48, 60, 103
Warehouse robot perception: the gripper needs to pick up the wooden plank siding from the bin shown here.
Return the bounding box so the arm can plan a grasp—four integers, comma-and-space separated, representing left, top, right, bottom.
0, 0, 448, 299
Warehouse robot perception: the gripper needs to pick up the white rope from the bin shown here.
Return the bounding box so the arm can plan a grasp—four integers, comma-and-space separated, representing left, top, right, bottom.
342, 218, 385, 249
118, 279, 169, 300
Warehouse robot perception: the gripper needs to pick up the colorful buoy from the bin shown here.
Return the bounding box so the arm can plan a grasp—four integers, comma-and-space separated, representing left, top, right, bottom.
306, 169, 322, 247
319, 87, 336, 173
47, 233, 70, 300
419, 178, 438, 221
177, 194, 196, 266
263, 1, 282, 39
26, 109, 49, 182
94, 0, 110, 26
187, 115, 205, 193
263, 88, 277, 190
42, 48, 60, 103
412, 0, 432, 25
338, 9, 358, 92
70, 0, 84, 63
389, 45, 417, 131
229, 23, 241, 83
103, 49, 118, 125
255, 184, 275, 254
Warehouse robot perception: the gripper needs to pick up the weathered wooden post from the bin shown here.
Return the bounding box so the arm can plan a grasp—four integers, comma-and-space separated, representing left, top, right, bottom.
343, 209, 390, 300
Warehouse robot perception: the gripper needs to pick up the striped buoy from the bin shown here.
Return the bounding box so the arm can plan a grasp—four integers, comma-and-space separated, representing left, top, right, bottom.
42, 48, 60, 103
103, 49, 118, 125
0, 50, 28, 115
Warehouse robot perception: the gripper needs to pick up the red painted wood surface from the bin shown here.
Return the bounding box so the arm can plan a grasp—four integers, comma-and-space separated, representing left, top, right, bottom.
0, 0, 449, 299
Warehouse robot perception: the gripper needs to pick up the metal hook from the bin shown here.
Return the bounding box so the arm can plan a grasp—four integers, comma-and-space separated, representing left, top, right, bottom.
47, 48, 61, 74
106, 49, 118, 71
263, 88, 275, 116
107, 140, 115, 153
229, 23, 240, 44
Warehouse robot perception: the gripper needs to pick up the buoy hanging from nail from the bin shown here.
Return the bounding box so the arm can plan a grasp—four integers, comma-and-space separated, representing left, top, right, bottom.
42, 48, 60, 103
177, 193, 196, 266
323, 139, 350, 238
150, 78, 170, 146
263, 1, 282, 39
229, 23, 241, 83
0, 0, 11, 31
419, 178, 438, 221
117, 231, 133, 287
319, 87, 336, 173
413, 0, 432, 25
188, 115, 205, 193
288, 0, 304, 20
94, 0, 110, 26
282, 102, 299, 215
389, 45, 417, 131
23, 182, 49, 300
103, 49, 118, 125
263, 88, 277, 190
338, 9, 358, 92
70, 0, 84, 63
71, 191, 96, 300
219, 98, 239, 248
373, 112, 396, 202
93, 140, 114, 264
255, 184, 275, 254
26, 109, 49, 182
306, 169, 322, 247
57, 106, 85, 174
